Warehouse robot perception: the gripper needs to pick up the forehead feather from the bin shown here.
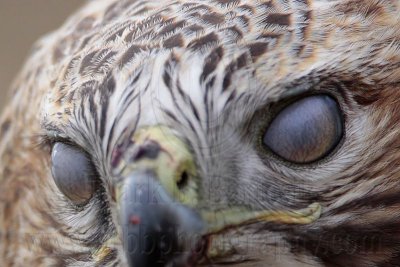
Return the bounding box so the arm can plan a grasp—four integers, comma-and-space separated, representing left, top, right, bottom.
31, 0, 398, 133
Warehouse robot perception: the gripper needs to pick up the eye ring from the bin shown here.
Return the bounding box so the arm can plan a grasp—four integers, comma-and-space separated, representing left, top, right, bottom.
262, 94, 344, 164
51, 142, 99, 205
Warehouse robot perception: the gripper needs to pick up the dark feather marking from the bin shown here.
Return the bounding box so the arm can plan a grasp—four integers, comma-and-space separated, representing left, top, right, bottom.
117, 90, 141, 134
201, 12, 225, 25
294, 44, 306, 56
88, 93, 99, 135
295, 10, 312, 42
181, 2, 197, 9
124, 26, 145, 42
235, 15, 250, 27
0, 120, 11, 138
187, 32, 219, 51
259, 32, 282, 39
185, 24, 204, 34
123, 14, 163, 43
106, 68, 143, 155
353, 92, 381, 106
162, 53, 180, 89
304, 10, 312, 21
115, 75, 144, 136
99, 76, 116, 140
79, 51, 98, 74
86, 199, 115, 247
64, 108, 72, 116
163, 68, 172, 89
263, 13, 292, 26
188, 98, 201, 122
94, 51, 118, 73
248, 42, 269, 60
237, 4, 255, 13
63, 55, 80, 80
236, 53, 248, 69
201, 46, 224, 82
105, 26, 128, 42
225, 89, 237, 106
175, 80, 187, 99
222, 53, 247, 91
119, 45, 147, 67
163, 34, 185, 48
128, 69, 143, 89
214, 0, 239, 4
336, 0, 384, 18
167, 78, 203, 146
113, 92, 142, 170
158, 20, 186, 36
258, 1, 274, 9
176, 80, 200, 124
224, 25, 244, 40
161, 108, 179, 122
78, 99, 96, 146
79, 81, 97, 98
106, 82, 130, 155
294, 0, 309, 5
206, 75, 216, 89
65, 89, 76, 104
223, 68, 233, 91
204, 76, 215, 132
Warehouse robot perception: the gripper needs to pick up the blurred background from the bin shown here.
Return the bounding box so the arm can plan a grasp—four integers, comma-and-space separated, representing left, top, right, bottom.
0, 1, 83, 112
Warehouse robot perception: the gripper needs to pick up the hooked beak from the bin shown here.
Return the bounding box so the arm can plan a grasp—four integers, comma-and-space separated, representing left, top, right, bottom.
119, 170, 206, 267
111, 126, 322, 267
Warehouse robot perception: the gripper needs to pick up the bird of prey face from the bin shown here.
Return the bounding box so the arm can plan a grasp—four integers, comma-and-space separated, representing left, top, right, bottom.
0, 0, 399, 266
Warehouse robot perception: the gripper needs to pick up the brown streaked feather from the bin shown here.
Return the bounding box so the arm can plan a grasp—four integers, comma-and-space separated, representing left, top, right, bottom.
0, 0, 399, 266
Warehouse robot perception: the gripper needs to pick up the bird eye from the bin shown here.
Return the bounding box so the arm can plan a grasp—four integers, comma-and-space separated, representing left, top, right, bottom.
263, 94, 343, 164
51, 142, 98, 204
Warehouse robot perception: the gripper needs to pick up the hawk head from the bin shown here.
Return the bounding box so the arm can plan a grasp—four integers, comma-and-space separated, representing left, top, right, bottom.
0, 0, 399, 266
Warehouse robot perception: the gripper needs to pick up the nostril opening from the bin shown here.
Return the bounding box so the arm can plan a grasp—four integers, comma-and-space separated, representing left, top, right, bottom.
177, 171, 189, 190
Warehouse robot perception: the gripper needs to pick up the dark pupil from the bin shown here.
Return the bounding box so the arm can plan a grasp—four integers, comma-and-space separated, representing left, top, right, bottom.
263, 95, 343, 163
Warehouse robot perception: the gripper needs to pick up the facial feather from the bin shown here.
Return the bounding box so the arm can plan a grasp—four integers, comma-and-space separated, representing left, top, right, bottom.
0, 0, 399, 266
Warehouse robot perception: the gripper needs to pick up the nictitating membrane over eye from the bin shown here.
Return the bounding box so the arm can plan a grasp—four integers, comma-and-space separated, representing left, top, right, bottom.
51, 143, 97, 204
263, 95, 343, 163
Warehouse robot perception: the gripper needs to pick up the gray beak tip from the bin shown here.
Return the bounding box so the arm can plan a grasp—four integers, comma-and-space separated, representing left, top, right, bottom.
120, 171, 206, 267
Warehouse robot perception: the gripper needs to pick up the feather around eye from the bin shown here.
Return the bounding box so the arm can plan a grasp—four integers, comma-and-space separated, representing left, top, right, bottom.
51, 142, 98, 205
263, 94, 343, 164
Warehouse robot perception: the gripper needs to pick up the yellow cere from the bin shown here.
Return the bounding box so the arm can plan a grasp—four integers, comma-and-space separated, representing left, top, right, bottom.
120, 125, 199, 207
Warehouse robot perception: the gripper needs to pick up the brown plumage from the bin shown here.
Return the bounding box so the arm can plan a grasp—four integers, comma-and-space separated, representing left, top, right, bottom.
0, 0, 399, 266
